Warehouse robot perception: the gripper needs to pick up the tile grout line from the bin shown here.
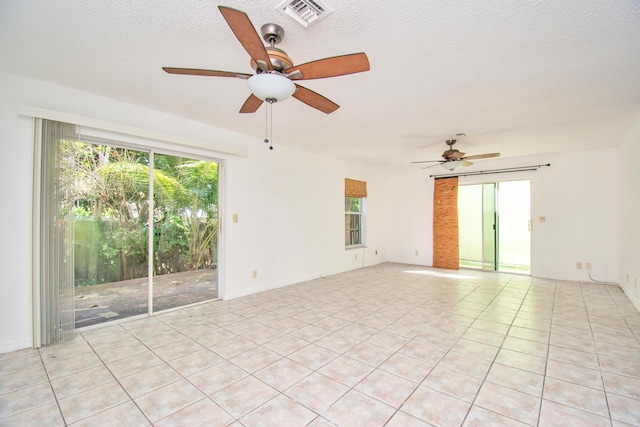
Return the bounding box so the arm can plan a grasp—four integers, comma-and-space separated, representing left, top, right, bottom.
36, 346, 67, 426
535, 277, 557, 427
580, 280, 614, 424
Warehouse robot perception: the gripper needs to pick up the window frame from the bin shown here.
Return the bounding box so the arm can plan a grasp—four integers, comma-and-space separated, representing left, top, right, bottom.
345, 196, 365, 248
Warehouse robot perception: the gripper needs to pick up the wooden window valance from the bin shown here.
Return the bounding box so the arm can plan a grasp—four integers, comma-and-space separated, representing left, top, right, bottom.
345, 178, 367, 198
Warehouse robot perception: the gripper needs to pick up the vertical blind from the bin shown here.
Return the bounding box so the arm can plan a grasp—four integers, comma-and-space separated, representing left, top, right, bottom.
34, 119, 77, 346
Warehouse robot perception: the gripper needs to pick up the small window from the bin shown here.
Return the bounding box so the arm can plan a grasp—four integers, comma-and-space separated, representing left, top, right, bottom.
345, 196, 364, 247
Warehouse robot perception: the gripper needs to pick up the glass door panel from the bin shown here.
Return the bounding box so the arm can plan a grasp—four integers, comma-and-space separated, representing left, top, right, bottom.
151, 154, 219, 312
497, 181, 531, 273
458, 185, 483, 269
65, 142, 150, 328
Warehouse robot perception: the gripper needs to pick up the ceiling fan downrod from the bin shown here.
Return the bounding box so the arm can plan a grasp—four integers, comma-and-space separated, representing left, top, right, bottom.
261, 24, 285, 46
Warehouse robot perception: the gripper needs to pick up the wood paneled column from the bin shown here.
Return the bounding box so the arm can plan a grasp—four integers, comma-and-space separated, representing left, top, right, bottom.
433, 177, 459, 270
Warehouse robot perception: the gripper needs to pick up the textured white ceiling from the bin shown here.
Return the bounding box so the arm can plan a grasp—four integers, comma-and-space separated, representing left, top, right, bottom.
1, 0, 639, 169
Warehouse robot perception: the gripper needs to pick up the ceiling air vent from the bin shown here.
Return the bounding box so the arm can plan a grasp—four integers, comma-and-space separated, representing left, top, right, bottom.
276, 0, 333, 28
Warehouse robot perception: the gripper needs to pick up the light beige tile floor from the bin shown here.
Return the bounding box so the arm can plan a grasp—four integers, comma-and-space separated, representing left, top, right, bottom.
1, 263, 640, 426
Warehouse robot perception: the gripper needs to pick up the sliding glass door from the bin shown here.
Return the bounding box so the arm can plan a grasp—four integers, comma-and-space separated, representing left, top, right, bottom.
49, 137, 219, 329
459, 180, 530, 273
151, 154, 219, 313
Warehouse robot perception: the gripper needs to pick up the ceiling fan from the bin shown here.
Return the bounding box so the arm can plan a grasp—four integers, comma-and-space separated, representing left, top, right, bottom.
162, 5, 370, 114
412, 139, 500, 170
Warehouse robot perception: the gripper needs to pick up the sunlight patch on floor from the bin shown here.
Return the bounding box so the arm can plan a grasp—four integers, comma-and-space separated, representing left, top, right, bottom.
403, 269, 478, 280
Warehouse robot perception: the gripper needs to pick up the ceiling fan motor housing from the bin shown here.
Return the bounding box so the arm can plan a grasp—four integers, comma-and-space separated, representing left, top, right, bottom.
251, 46, 294, 73
443, 149, 464, 160
249, 23, 294, 73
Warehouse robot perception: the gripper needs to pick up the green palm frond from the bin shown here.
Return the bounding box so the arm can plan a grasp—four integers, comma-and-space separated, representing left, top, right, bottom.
96, 161, 186, 204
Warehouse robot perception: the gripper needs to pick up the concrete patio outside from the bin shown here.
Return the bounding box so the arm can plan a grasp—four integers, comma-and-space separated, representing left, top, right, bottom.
74, 268, 217, 328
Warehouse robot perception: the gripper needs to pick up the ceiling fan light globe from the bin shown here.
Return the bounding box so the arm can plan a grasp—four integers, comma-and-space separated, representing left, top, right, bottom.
247, 73, 295, 102
442, 160, 462, 171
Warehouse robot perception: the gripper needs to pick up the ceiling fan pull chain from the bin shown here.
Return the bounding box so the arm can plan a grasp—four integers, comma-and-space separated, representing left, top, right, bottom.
264, 100, 269, 146
265, 98, 275, 150
270, 99, 274, 150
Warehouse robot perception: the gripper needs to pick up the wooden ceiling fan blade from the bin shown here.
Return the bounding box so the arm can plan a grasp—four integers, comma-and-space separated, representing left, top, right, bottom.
463, 153, 500, 160
218, 6, 272, 71
462, 160, 474, 167
293, 84, 339, 114
162, 67, 252, 79
239, 94, 263, 113
285, 53, 370, 80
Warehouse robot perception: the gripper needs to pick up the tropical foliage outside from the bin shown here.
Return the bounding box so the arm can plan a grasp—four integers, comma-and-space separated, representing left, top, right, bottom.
59, 140, 218, 287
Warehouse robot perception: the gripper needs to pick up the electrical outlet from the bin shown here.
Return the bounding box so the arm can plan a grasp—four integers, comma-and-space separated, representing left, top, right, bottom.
252, 270, 257, 279
576, 262, 583, 270
586, 262, 591, 270
354, 253, 358, 260
415, 250, 419, 256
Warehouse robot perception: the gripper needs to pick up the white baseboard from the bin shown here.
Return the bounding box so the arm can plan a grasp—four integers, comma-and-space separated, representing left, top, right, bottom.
222, 261, 387, 300
620, 283, 640, 313
0, 337, 32, 355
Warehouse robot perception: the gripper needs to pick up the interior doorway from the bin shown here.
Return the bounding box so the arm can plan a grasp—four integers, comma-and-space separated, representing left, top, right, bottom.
458, 180, 531, 273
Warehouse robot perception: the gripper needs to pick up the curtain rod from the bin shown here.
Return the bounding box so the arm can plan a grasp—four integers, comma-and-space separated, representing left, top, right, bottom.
431, 163, 551, 178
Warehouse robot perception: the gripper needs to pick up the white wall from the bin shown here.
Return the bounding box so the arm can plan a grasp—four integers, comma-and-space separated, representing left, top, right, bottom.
0, 76, 34, 353
383, 170, 435, 266
618, 117, 640, 310
0, 72, 388, 352
529, 150, 620, 282
222, 145, 390, 299
386, 149, 621, 282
